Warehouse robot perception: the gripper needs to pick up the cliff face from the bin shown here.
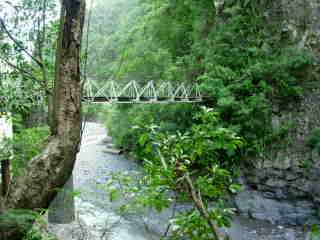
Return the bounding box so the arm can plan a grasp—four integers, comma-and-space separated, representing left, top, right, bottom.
233, 0, 320, 225
238, 89, 320, 225
273, 0, 320, 30
270, 0, 320, 53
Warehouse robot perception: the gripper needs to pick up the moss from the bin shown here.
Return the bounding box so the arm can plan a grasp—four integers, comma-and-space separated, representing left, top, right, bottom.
307, 128, 320, 154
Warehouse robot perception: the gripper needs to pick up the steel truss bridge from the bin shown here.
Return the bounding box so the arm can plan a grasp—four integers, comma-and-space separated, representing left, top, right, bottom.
83, 80, 203, 103
0, 78, 203, 106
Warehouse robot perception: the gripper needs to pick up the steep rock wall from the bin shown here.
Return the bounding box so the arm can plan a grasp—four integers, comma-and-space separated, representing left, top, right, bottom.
238, 89, 320, 225
270, 0, 320, 52
235, 0, 320, 225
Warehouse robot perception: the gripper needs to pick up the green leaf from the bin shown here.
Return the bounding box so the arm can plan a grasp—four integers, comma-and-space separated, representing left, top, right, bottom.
109, 188, 120, 202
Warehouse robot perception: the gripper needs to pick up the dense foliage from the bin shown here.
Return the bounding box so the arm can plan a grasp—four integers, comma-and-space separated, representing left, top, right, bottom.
0, 0, 55, 184
201, 17, 314, 152
0, 0, 58, 116
11, 125, 50, 176
307, 128, 320, 155
86, 0, 317, 238
90, 0, 315, 158
0, 3, 53, 236
102, 103, 197, 150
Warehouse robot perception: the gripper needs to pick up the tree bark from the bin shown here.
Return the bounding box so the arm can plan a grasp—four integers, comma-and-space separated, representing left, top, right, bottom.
0, 0, 86, 239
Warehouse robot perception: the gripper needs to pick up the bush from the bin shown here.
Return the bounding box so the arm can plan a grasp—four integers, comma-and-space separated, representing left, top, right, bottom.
102, 103, 199, 151
82, 103, 104, 121
307, 128, 320, 155
106, 108, 243, 239
24, 228, 57, 240
197, 14, 314, 156
12, 126, 50, 176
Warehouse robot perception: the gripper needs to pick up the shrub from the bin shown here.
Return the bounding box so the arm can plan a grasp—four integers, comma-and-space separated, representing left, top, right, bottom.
102, 103, 198, 151
12, 126, 50, 176
106, 108, 243, 240
307, 128, 320, 154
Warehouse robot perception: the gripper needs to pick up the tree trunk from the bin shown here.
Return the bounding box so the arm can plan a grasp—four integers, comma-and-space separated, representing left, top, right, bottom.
47, 2, 75, 224
0, 0, 86, 239
1, 160, 10, 196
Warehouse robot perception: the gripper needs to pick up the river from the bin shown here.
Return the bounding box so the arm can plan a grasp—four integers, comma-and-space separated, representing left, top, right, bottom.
49, 122, 308, 240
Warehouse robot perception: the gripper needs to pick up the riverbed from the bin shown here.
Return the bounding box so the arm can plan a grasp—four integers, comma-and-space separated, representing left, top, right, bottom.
49, 122, 308, 240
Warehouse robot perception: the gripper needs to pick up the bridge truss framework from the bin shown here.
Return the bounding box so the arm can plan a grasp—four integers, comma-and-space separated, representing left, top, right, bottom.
0, 75, 204, 107
83, 80, 203, 103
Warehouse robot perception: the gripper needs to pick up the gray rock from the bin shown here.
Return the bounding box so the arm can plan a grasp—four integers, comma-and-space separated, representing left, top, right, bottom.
263, 159, 274, 168
286, 173, 299, 181
284, 229, 296, 240
242, 89, 320, 223
273, 155, 291, 170
265, 179, 287, 188
235, 190, 317, 225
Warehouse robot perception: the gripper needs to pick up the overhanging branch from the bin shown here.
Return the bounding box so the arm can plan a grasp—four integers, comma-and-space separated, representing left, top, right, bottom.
0, 57, 52, 95
0, 18, 44, 68
0, 57, 39, 82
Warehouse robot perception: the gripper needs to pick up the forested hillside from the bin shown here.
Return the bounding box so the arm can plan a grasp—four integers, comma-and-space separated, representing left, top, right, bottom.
89, 0, 316, 154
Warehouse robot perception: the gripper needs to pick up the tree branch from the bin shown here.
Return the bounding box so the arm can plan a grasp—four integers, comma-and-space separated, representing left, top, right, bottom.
185, 173, 229, 240
155, 149, 228, 240
0, 57, 51, 95
0, 57, 39, 82
0, 18, 44, 68
38, 0, 49, 90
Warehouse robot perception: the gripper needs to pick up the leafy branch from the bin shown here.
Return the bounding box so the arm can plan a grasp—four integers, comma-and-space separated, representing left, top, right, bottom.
0, 18, 44, 68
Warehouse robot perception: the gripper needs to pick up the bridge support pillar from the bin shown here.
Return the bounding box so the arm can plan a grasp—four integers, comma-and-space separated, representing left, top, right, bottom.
48, 174, 75, 223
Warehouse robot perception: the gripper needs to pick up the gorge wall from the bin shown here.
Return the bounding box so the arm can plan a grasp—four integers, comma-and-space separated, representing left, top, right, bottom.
233, 0, 320, 225
237, 89, 320, 225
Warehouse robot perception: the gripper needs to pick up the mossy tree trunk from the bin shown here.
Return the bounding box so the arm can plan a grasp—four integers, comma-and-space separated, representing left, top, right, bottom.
0, 0, 86, 239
